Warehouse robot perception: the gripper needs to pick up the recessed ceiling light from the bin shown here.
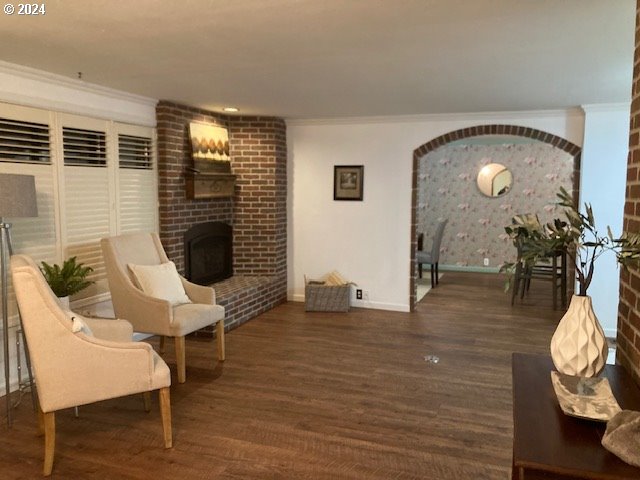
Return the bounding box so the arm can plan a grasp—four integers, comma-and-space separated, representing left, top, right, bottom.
223, 107, 239, 112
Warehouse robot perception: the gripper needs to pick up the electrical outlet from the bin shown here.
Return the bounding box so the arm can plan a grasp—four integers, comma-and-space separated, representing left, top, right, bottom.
356, 289, 363, 300
483, 257, 490, 266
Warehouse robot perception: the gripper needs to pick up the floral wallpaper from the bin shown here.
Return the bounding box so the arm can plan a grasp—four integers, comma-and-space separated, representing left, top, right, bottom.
417, 142, 574, 269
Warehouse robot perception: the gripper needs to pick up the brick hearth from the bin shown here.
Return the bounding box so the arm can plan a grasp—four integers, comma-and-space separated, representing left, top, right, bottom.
156, 101, 287, 331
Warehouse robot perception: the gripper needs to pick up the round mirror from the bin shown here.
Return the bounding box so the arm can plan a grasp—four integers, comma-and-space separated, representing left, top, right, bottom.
477, 163, 512, 197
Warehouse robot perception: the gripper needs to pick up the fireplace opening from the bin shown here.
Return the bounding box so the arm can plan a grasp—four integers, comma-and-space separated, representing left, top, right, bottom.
184, 222, 232, 285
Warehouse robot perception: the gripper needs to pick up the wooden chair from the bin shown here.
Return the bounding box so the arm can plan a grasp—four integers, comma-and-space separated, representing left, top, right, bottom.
10, 254, 172, 476
101, 232, 225, 383
511, 241, 567, 310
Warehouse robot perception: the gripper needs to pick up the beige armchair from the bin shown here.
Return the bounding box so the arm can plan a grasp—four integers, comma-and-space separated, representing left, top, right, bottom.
100, 232, 225, 383
10, 254, 172, 476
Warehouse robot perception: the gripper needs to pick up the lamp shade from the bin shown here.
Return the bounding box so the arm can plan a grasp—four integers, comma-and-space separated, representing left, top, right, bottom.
0, 173, 38, 218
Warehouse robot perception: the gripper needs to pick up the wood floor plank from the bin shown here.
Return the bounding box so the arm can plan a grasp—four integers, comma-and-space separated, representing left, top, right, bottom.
0, 272, 563, 478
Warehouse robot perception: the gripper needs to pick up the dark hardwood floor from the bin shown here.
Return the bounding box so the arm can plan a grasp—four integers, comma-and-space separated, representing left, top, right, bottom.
0, 272, 563, 479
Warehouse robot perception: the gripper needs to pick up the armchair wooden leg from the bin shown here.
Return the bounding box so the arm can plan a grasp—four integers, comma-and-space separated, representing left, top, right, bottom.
159, 336, 166, 354
159, 387, 172, 449
175, 336, 186, 384
37, 406, 45, 436
216, 320, 225, 361
42, 411, 55, 476
143, 391, 151, 412
430, 264, 435, 288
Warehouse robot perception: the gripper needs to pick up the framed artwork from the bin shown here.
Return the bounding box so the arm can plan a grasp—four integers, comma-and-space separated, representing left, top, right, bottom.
189, 122, 230, 161
334, 165, 364, 201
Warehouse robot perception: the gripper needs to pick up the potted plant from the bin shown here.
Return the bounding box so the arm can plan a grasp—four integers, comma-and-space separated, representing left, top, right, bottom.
502, 187, 640, 377
40, 256, 94, 308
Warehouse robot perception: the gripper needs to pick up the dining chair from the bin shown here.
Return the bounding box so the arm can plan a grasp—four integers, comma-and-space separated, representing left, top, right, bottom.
417, 219, 448, 287
509, 214, 567, 310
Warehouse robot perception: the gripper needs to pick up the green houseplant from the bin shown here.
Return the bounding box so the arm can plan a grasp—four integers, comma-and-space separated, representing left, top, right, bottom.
502, 187, 640, 296
502, 187, 640, 377
40, 256, 94, 299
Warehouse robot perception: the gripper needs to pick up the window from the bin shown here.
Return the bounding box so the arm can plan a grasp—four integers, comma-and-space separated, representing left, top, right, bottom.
116, 125, 157, 234
118, 134, 152, 169
0, 103, 158, 315
63, 127, 107, 167
0, 116, 51, 164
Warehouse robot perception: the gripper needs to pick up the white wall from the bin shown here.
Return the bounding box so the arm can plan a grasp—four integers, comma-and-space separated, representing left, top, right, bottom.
580, 104, 631, 337
287, 110, 585, 311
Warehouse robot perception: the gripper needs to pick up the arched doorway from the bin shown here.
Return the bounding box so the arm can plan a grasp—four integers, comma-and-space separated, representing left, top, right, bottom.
409, 124, 581, 311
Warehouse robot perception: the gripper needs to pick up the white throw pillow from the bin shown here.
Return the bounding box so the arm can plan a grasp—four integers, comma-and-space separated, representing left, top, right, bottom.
128, 261, 191, 306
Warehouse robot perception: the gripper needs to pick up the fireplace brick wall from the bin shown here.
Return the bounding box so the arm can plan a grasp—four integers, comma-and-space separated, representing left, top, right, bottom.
617, 0, 640, 384
156, 101, 232, 274
156, 101, 287, 330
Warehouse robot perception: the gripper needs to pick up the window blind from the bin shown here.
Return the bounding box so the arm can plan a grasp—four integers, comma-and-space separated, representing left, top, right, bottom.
0, 117, 51, 164
63, 127, 107, 167
118, 134, 152, 169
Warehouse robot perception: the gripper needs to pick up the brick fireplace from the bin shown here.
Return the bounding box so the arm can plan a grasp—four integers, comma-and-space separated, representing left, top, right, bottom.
156, 101, 287, 331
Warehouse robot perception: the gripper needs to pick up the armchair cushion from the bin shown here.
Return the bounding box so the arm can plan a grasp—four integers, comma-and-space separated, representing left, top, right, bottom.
82, 316, 134, 343
128, 261, 191, 306
170, 303, 225, 337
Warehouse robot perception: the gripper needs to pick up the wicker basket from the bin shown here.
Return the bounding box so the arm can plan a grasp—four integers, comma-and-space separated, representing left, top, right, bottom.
305, 281, 351, 312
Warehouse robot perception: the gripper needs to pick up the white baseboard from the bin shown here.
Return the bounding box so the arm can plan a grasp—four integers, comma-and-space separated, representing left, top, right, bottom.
439, 265, 501, 273
287, 294, 409, 312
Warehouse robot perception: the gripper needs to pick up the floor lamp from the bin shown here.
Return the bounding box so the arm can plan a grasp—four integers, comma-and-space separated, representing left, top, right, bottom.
0, 173, 38, 427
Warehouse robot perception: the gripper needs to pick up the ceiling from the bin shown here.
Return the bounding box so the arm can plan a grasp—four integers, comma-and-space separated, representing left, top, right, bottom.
0, 0, 635, 119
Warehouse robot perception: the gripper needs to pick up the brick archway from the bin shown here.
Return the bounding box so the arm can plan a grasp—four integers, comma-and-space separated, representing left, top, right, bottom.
409, 124, 582, 311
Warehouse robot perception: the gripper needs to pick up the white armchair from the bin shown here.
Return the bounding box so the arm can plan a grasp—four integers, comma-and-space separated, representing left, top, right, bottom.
10, 254, 172, 476
100, 232, 225, 383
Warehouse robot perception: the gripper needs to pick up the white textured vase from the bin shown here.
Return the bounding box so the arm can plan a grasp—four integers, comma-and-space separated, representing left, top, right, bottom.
550, 295, 608, 377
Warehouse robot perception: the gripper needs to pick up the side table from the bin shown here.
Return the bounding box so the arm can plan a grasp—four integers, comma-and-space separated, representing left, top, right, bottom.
512, 353, 640, 479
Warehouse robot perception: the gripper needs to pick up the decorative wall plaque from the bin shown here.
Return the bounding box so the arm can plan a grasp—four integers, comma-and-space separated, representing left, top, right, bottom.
186, 122, 236, 199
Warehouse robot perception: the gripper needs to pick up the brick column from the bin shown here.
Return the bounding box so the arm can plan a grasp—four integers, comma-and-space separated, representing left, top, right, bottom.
617, 0, 640, 384
229, 117, 287, 278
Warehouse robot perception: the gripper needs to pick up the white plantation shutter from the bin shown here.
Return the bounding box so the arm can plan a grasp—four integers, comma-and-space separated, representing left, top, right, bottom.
59, 114, 112, 300
116, 124, 158, 234
0, 103, 157, 309
0, 117, 50, 164
0, 104, 57, 324
63, 166, 111, 299
63, 127, 107, 167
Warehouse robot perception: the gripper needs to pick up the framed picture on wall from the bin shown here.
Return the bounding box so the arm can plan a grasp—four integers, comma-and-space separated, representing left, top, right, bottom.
334, 165, 364, 201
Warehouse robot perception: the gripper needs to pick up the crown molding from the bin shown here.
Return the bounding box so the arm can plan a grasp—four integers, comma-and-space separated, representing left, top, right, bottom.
286, 107, 584, 127
0, 60, 156, 106
0, 61, 157, 126
581, 102, 631, 114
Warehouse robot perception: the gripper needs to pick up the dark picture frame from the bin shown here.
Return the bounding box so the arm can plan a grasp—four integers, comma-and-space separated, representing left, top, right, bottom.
333, 165, 364, 201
